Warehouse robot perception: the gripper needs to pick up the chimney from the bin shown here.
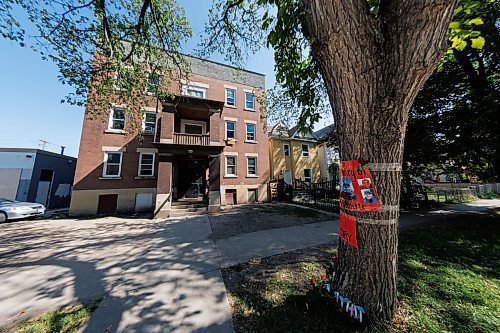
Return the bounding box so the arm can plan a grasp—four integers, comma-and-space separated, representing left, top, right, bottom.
60, 146, 66, 155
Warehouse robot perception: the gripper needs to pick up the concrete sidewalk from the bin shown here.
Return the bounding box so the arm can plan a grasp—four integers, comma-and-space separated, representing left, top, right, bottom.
80, 216, 233, 333
216, 199, 500, 267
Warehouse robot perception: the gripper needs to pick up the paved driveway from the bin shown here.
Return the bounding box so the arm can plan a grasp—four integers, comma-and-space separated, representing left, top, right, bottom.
0, 216, 233, 333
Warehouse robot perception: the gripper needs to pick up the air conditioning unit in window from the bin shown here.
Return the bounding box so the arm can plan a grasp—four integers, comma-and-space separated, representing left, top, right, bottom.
225, 138, 236, 145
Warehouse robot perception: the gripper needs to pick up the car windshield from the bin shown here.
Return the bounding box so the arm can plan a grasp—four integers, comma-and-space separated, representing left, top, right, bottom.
0, 198, 15, 204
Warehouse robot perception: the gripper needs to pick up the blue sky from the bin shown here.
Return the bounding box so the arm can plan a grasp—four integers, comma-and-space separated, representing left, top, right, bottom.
0, 1, 332, 157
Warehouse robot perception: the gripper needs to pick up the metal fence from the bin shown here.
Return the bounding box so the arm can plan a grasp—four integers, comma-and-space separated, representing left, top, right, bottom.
270, 178, 340, 212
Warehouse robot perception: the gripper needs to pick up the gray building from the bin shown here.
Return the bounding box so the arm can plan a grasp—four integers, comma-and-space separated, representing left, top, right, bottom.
0, 148, 77, 209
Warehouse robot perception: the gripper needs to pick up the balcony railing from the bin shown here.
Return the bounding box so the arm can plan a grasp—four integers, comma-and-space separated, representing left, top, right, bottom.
173, 133, 210, 146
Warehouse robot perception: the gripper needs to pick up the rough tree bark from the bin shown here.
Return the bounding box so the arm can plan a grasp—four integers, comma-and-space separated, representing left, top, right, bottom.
301, 0, 457, 322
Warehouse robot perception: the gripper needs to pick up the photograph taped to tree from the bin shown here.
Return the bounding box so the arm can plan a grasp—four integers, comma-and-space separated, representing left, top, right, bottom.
358, 178, 372, 189
340, 177, 356, 200
362, 189, 378, 203
340, 160, 382, 212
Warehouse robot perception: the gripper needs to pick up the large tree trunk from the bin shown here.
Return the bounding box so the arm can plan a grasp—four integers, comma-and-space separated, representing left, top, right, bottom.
301, 0, 457, 322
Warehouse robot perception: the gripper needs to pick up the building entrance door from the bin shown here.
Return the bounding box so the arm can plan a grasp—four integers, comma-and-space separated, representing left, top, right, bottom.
176, 159, 208, 200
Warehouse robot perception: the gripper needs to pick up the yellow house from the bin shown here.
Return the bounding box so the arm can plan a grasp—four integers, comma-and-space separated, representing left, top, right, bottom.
268, 124, 329, 185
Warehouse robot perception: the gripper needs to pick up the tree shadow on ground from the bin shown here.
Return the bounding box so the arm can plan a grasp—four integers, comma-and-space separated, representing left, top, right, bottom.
0, 216, 233, 332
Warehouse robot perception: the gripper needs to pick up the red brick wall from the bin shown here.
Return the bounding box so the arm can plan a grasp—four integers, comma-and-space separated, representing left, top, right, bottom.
73, 68, 269, 192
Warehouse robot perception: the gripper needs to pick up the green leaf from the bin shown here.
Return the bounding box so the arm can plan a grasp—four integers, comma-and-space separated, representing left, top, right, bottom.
467, 18, 483, 25
449, 21, 460, 29
451, 37, 467, 51
470, 36, 485, 49
453, 5, 463, 16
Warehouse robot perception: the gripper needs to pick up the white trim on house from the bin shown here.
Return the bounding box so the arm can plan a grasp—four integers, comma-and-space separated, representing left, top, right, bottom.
180, 119, 207, 134
246, 156, 258, 177
102, 146, 127, 152
102, 151, 123, 178
225, 155, 238, 177
283, 144, 290, 157
138, 152, 155, 177
302, 144, 310, 157
225, 87, 237, 107
142, 111, 157, 134
108, 106, 127, 132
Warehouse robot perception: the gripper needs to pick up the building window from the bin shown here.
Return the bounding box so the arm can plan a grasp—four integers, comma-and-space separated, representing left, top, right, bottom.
116, 68, 131, 90
138, 153, 155, 176
245, 92, 255, 110
304, 168, 312, 183
225, 88, 236, 106
109, 107, 127, 130
247, 157, 257, 176
146, 73, 160, 94
226, 156, 237, 176
283, 144, 290, 157
226, 121, 236, 140
182, 85, 207, 99
181, 120, 206, 135
142, 112, 156, 133
302, 144, 310, 157
103, 152, 122, 177
246, 123, 256, 141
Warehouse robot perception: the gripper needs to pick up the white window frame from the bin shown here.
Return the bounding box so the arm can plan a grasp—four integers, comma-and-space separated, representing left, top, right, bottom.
244, 91, 255, 110
142, 111, 156, 134
146, 72, 161, 95
182, 84, 207, 99
304, 168, 312, 183
225, 155, 237, 176
181, 119, 206, 134
108, 107, 127, 132
302, 144, 310, 157
283, 144, 290, 157
225, 88, 236, 107
138, 153, 155, 177
245, 123, 256, 142
103, 152, 123, 178
225, 121, 236, 140
247, 157, 258, 177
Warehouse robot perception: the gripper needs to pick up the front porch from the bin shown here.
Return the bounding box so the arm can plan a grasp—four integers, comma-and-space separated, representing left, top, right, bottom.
153, 147, 223, 219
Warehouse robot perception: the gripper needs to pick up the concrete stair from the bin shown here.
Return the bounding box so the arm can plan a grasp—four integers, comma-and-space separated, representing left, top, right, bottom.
170, 201, 209, 218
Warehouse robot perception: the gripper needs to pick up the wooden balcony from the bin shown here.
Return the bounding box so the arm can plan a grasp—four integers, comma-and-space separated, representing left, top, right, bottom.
173, 133, 210, 146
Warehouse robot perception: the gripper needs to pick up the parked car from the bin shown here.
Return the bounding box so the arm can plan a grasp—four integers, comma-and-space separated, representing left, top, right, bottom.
0, 198, 46, 223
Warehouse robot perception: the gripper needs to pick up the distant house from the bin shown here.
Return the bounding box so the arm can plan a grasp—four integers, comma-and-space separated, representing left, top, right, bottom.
314, 124, 340, 180
268, 123, 329, 184
0, 148, 77, 208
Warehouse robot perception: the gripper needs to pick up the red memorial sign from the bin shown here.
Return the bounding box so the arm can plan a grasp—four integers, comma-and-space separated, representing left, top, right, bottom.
339, 159, 382, 212
339, 211, 358, 248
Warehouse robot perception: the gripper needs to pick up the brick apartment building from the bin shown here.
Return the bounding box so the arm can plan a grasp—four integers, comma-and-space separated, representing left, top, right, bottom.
69, 56, 269, 218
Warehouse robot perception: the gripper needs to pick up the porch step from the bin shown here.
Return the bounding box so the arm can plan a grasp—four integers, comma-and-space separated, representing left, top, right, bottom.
171, 202, 208, 209
171, 206, 208, 212
170, 207, 208, 218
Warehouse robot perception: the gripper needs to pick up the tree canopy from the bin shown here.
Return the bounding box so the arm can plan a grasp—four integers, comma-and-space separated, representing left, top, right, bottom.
404, 0, 499, 182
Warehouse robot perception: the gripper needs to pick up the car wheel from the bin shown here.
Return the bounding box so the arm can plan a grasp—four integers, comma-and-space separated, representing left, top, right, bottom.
0, 212, 7, 223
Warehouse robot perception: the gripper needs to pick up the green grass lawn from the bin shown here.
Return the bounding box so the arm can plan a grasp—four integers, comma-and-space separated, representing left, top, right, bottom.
223, 211, 500, 333
4, 303, 97, 333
